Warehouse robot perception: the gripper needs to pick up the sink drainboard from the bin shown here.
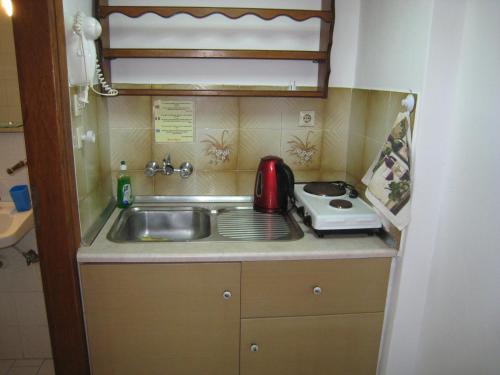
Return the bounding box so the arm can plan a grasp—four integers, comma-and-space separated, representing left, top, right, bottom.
217, 210, 291, 240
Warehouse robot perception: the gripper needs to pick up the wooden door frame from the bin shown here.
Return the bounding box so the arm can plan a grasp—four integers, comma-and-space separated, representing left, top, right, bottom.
11, 1, 89, 374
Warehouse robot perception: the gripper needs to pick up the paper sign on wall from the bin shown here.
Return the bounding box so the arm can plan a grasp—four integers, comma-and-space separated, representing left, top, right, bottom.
153, 100, 194, 143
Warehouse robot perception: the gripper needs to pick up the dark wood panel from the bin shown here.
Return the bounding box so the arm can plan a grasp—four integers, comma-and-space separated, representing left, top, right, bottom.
12, 1, 90, 374
103, 48, 327, 61
98, 6, 333, 22
117, 88, 325, 98
317, 0, 335, 97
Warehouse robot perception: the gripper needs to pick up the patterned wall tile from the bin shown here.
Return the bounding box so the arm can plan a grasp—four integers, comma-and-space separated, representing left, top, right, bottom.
154, 172, 198, 196
321, 129, 348, 172
195, 172, 237, 196
195, 97, 239, 129
346, 133, 365, 181
365, 90, 391, 143
109, 128, 152, 171
236, 171, 256, 196
196, 128, 238, 171
153, 142, 197, 169
239, 98, 283, 129
293, 170, 321, 183
238, 128, 282, 170
325, 88, 352, 131
112, 170, 153, 197
362, 138, 384, 175
319, 170, 348, 182
348, 89, 369, 137
108, 96, 152, 129
281, 129, 322, 170
281, 97, 325, 130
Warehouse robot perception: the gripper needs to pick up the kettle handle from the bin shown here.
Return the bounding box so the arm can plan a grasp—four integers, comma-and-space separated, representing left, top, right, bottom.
282, 163, 295, 209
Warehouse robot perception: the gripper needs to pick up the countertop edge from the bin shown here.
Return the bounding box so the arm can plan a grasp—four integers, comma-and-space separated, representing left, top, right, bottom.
77, 248, 398, 263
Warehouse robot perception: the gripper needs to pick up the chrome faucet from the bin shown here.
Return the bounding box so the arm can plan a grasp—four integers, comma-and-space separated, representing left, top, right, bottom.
144, 154, 193, 178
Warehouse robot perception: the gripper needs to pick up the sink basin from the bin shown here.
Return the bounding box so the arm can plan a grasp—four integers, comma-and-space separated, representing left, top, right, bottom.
0, 202, 34, 248
107, 205, 303, 243
107, 207, 212, 242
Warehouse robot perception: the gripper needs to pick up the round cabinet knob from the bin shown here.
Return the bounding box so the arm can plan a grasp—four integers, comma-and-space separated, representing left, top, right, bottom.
223, 290, 232, 300
313, 286, 322, 296
250, 344, 259, 353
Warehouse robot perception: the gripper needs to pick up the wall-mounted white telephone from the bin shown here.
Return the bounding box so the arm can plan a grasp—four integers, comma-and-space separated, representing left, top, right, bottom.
67, 11, 118, 103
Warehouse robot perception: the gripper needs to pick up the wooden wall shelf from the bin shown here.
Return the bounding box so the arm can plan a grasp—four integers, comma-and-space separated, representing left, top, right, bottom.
96, 1, 335, 98
117, 88, 324, 98
103, 49, 328, 61
98, 6, 332, 22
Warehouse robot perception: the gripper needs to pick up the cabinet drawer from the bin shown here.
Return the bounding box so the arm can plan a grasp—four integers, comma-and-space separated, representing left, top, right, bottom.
241, 258, 390, 318
241, 313, 384, 375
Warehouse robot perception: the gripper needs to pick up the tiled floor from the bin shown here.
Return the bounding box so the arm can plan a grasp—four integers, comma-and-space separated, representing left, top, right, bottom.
0, 359, 53, 375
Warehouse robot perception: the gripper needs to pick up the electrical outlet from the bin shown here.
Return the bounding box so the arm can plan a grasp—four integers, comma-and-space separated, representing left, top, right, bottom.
299, 111, 315, 127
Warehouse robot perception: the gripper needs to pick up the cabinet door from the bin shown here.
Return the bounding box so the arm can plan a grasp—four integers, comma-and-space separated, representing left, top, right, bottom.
80, 263, 240, 375
242, 258, 391, 318
241, 313, 384, 375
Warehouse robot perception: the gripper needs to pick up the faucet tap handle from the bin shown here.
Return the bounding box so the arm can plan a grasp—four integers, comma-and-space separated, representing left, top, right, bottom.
178, 162, 194, 179
162, 154, 175, 175
164, 154, 172, 165
144, 161, 159, 177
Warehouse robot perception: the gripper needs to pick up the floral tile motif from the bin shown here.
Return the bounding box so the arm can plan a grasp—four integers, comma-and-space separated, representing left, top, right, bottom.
283, 130, 321, 169
197, 129, 238, 171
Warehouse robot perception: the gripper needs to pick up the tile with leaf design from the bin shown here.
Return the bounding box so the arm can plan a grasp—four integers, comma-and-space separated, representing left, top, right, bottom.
281, 129, 322, 170
197, 128, 238, 171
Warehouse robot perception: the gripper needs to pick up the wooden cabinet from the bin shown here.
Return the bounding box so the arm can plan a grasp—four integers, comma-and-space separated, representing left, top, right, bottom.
80, 263, 241, 375
80, 258, 391, 375
242, 258, 391, 318
240, 313, 384, 375
240, 258, 390, 375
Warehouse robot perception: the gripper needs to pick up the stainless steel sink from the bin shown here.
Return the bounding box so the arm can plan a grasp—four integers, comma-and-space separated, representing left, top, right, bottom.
107, 207, 211, 242
107, 205, 303, 243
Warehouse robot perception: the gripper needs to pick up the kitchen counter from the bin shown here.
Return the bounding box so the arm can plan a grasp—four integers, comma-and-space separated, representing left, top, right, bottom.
77, 200, 398, 263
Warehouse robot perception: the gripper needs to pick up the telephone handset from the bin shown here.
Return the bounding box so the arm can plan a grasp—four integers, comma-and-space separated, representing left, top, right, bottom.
67, 11, 118, 103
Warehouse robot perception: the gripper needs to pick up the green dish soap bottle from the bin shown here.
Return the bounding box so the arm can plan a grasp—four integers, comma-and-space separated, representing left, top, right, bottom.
117, 161, 133, 208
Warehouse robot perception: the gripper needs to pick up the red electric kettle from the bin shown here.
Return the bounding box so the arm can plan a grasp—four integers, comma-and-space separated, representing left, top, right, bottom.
253, 156, 295, 213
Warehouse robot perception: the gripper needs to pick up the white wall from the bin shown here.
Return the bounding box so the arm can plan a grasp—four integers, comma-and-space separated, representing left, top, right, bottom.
380, 1, 500, 374
106, 0, 359, 87
413, 1, 500, 373
355, 0, 434, 92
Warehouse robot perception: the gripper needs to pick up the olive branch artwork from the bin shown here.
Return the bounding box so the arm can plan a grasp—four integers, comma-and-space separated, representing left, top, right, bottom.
287, 131, 318, 165
201, 129, 232, 165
